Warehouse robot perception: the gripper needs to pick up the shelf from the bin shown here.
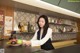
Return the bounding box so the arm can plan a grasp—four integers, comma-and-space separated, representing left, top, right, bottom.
52, 32, 77, 34
49, 23, 74, 27
13, 32, 77, 35
15, 32, 35, 35
14, 31, 77, 35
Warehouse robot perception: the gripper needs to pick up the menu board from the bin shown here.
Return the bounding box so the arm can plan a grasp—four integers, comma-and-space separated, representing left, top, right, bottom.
4, 16, 13, 36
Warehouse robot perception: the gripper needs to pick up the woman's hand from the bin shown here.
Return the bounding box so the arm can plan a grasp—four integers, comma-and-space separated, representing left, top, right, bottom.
26, 41, 31, 46
22, 40, 31, 46
22, 40, 27, 45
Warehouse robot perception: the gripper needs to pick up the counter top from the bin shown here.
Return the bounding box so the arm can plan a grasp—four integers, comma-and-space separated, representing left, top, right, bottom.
0, 40, 80, 53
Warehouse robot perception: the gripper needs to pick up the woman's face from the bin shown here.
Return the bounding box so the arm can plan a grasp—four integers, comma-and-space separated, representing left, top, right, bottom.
39, 18, 45, 28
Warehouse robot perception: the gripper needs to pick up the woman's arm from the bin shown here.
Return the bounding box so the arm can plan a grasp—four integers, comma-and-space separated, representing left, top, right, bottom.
22, 30, 38, 46
31, 30, 38, 41
31, 28, 52, 47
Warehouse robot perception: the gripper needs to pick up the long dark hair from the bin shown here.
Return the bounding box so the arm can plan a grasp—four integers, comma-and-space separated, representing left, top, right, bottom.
37, 15, 49, 36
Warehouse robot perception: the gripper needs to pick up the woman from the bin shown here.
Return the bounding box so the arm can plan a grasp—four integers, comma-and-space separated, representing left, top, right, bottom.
25, 15, 54, 50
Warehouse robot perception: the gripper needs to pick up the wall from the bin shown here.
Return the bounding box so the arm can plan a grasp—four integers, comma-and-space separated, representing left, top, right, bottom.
0, 5, 14, 16
77, 19, 80, 44
14, 9, 38, 32
0, 5, 14, 39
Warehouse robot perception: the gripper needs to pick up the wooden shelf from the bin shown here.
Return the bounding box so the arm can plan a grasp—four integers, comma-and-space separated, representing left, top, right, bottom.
15, 32, 35, 35
49, 23, 74, 27
52, 32, 77, 34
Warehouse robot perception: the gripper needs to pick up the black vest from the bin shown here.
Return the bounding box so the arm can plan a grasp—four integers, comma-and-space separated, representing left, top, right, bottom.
37, 31, 54, 50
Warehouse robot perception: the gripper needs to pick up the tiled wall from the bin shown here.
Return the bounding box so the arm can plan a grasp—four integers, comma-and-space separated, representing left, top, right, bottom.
52, 33, 76, 41
14, 9, 39, 32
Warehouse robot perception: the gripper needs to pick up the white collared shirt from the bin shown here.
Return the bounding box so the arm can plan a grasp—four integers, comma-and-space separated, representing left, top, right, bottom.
30, 28, 52, 47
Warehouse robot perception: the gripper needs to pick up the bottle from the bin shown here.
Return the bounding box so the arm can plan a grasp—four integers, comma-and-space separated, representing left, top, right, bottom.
28, 22, 31, 32
63, 27, 66, 32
